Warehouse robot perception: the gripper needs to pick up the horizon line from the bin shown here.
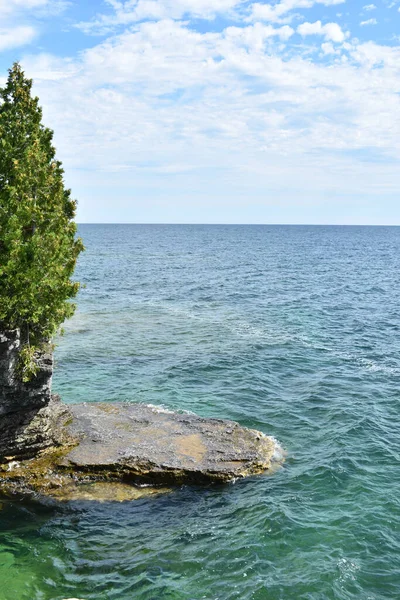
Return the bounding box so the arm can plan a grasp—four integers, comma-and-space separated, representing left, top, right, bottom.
76, 222, 400, 227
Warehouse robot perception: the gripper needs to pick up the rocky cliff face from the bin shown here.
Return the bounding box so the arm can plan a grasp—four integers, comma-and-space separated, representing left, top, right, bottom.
0, 329, 70, 460
0, 329, 53, 415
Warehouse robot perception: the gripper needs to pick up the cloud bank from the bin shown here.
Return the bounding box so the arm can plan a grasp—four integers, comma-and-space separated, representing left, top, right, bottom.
2, 0, 400, 222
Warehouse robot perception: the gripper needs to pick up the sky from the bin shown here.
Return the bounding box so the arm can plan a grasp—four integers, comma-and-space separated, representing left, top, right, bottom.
1, 0, 400, 224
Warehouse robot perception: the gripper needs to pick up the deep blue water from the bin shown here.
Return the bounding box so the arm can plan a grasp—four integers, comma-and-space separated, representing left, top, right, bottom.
1, 224, 400, 599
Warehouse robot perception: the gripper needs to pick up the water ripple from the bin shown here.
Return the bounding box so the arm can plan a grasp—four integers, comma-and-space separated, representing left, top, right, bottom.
2, 225, 400, 599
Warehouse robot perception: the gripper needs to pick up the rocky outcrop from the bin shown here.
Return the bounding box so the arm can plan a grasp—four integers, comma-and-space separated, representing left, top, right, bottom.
0, 329, 283, 501
0, 330, 70, 460
0, 403, 282, 500
0, 394, 73, 461
0, 329, 53, 415
62, 403, 279, 484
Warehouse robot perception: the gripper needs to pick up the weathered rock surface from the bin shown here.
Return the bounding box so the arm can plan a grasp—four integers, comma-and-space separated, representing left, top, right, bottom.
0, 330, 58, 460
62, 403, 278, 484
0, 395, 73, 461
0, 330, 53, 415
0, 402, 281, 500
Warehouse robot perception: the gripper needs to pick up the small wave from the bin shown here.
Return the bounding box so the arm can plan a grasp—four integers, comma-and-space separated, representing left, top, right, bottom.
337, 558, 360, 582
143, 403, 196, 416
228, 321, 294, 345
357, 358, 400, 375
268, 436, 286, 464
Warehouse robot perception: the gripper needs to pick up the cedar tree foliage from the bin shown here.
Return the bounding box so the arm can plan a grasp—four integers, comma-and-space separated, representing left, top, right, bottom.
0, 63, 83, 380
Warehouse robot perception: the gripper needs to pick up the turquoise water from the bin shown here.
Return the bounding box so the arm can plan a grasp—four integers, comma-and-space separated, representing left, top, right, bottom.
1, 224, 400, 599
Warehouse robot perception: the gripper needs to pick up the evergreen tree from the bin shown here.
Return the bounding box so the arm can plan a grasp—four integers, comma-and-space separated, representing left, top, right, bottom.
0, 63, 83, 380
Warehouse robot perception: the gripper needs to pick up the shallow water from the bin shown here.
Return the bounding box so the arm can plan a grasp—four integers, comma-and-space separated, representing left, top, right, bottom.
1, 224, 400, 599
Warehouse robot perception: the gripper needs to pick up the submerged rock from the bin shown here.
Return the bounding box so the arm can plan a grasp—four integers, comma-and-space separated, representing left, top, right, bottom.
50, 481, 172, 503
0, 402, 282, 501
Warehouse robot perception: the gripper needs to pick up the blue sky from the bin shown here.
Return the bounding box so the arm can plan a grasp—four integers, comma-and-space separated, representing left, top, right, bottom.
1, 0, 400, 223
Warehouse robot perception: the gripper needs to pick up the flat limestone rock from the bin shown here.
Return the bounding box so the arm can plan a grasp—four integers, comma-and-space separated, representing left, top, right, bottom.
60, 403, 279, 484
0, 402, 283, 501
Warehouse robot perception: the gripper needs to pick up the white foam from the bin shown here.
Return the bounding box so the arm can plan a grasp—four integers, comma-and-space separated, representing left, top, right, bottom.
145, 403, 196, 416
267, 436, 286, 463
145, 403, 176, 415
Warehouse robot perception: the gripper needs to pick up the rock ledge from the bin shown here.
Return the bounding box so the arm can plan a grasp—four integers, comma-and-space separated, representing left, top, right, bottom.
0, 402, 282, 501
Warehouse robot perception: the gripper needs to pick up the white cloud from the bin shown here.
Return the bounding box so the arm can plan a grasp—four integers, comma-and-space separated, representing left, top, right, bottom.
249, 0, 345, 24
321, 41, 339, 54
363, 3, 376, 9
0, 25, 36, 50
0, 0, 65, 17
297, 20, 346, 42
20, 19, 400, 178
0, 0, 47, 12
133, 0, 244, 20
349, 40, 400, 67
360, 18, 377, 25
0, 0, 68, 52
78, 0, 245, 33
225, 23, 295, 48
7, 4, 400, 221
79, 0, 347, 32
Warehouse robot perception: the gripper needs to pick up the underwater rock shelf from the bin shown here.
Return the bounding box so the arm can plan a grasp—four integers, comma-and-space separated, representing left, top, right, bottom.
0, 401, 281, 501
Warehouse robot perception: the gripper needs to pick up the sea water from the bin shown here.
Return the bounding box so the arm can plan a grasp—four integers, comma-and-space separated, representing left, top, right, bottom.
1, 224, 400, 599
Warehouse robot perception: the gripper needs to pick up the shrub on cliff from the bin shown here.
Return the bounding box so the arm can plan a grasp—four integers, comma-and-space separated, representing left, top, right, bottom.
0, 63, 83, 380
